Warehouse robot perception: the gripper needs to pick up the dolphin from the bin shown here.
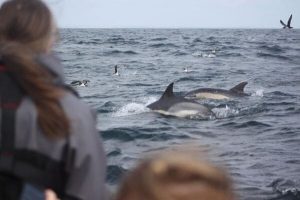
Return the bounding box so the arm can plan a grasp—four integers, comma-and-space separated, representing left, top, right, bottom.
147, 83, 214, 119
184, 82, 249, 100
280, 14, 293, 29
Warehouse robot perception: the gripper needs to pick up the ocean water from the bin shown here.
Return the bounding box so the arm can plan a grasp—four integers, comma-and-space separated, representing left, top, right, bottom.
56, 29, 300, 200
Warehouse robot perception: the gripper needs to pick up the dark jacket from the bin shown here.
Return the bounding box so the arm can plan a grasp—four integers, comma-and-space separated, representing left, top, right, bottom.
0, 54, 107, 200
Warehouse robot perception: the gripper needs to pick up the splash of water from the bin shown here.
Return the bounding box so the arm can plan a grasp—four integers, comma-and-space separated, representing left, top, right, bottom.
112, 96, 157, 117
212, 105, 240, 118
251, 89, 264, 97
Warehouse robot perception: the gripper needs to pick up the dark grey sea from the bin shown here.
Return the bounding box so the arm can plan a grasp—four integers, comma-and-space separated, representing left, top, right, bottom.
56, 29, 300, 200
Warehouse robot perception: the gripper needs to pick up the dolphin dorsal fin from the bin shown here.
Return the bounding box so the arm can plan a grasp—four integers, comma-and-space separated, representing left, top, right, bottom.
229, 82, 248, 93
161, 82, 174, 99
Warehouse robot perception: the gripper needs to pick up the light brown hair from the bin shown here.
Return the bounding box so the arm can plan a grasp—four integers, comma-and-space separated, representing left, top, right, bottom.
0, 0, 69, 138
115, 153, 235, 200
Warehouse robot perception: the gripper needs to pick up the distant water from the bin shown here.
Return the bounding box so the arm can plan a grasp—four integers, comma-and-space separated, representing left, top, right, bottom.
56, 29, 300, 200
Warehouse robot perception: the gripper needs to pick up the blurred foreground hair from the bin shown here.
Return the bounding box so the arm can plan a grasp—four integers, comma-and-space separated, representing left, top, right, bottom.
115, 152, 235, 200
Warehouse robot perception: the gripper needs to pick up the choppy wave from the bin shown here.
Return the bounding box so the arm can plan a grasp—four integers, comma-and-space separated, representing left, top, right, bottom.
107, 148, 122, 157
171, 50, 188, 56
77, 40, 100, 45
103, 50, 138, 56
192, 51, 217, 58
192, 38, 203, 43
102, 127, 189, 142
219, 52, 243, 57
106, 165, 126, 184
257, 52, 290, 60
150, 37, 168, 41
259, 44, 285, 53
105, 36, 125, 44
268, 179, 300, 200
220, 45, 241, 50
102, 36, 140, 45
149, 43, 179, 48
98, 101, 116, 113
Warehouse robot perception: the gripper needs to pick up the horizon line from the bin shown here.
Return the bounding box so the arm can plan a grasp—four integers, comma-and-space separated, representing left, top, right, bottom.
58, 27, 300, 29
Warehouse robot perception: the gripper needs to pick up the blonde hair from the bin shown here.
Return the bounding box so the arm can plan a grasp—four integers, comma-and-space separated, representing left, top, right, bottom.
115, 153, 235, 200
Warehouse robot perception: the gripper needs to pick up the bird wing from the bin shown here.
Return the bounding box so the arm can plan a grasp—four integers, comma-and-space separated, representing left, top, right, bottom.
287, 14, 292, 27
280, 20, 287, 27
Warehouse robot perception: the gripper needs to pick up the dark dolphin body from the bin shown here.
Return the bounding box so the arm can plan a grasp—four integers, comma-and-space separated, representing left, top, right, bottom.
147, 83, 214, 118
185, 82, 249, 100
280, 14, 293, 29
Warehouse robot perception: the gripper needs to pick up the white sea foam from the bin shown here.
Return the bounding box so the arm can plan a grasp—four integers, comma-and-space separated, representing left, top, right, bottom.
251, 89, 264, 97
112, 96, 157, 117
207, 53, 216, 58
212, 105, 239, 118
112, 103, 147, 117
132, 71, 138, 75
192, 50, 217, 58
192, 51, 202, 57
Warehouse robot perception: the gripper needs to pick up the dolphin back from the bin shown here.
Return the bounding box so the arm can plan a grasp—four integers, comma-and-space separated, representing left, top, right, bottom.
184, 81, 249, 99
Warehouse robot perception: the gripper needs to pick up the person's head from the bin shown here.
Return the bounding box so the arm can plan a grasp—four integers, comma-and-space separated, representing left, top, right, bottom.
0, 0, 57, 53
0, 0, 69, 139
115, 153, 235, 200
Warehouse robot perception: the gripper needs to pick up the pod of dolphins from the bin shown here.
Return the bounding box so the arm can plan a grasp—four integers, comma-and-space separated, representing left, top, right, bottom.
147, 81, 249, 119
